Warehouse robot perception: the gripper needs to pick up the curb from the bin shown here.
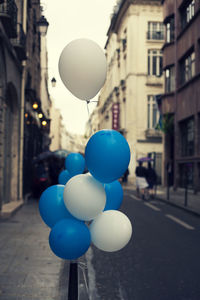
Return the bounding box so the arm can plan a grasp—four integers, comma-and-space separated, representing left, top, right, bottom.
0, 201, 24, 220
155, 196, 200, 218
0, 193, 30, 221
123, 185, 200, 218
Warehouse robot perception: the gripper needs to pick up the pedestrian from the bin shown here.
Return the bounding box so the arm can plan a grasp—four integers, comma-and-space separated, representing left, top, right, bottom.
146, 162, 157, 199
122, 168, 129, 184
135, 161, 148, 199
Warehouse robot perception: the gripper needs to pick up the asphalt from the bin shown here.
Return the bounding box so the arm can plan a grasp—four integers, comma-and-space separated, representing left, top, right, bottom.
0, 182, 199, 300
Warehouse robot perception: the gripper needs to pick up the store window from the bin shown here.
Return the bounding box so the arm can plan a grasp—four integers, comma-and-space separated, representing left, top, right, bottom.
179, 163, 194, 188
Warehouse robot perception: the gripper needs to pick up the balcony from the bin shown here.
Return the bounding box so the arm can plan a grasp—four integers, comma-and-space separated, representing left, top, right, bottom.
0, 0, 17, 38
11, 23, 26, 61
146, 75, 163, 87
145, 128, 162, 140
147, 31, 164, 41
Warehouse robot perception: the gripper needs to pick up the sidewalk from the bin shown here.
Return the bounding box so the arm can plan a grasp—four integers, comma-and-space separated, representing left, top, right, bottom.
124, 182, 200, 217
0, 199, 88, 300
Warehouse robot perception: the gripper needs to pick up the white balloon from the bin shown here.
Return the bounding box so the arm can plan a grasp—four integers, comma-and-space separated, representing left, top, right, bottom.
90, 210, 132, 252
58, 38, 107, 101
63, 174, 106, 221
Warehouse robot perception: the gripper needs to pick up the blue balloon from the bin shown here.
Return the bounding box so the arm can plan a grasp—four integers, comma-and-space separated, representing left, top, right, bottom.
65, 153, 85, 176
49, 218, 91, 260
39, 185, 76, 228
58, 170, 71, 185
85, 130, 130, 183
104, 180, 123, 211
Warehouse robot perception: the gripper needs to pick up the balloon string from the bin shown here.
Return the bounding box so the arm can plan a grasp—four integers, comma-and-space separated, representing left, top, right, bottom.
86, 100, 90, 117
86, 100, 98, 135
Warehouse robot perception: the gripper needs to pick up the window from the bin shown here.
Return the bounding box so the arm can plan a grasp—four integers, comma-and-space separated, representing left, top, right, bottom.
179, 163, 194, 188
165, 66, 175, 92
147, 22, 164, 40
180, 0, 195, 29
148, 50, 163, 76
165, 16, 174, 43
147, 95, 159, 129
179, 51, 195, 85
180, 117, 194, 156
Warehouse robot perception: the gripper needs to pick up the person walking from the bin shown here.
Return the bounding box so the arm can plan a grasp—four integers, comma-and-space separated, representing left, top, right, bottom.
135, 161, 148, 199
146, 162, 157, 199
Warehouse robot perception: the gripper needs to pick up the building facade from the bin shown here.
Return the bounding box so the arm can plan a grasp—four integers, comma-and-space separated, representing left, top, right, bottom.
0, 0, 26, 209
0, 0, 51, 210
97, 0, 164, 182
162, 0, 200, 191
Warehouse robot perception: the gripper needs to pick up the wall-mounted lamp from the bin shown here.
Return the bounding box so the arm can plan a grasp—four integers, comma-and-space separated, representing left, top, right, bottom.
38, 113, 43, 119
32, 102, 38, 110
42, 120, 47, 126
37, 15, 49, 36
51, 77, 56, 87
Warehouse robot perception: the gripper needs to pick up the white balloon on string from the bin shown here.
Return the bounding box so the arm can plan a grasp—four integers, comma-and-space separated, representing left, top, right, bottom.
58, 38, 107, 101
63, 173, 106, 221
90, 210, 132, 252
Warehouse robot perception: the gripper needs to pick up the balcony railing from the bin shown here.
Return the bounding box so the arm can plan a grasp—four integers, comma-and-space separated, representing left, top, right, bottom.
11, 23, 27, 61
0, 0, 17, 38
147, 31, 164, 40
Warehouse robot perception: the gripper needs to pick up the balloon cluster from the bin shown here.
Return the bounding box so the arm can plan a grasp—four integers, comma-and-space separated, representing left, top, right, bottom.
39, 130, 132, 260
39, 39, 132, 260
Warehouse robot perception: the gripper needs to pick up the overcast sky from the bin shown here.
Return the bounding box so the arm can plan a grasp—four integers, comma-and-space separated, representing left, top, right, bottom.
43, 0, 117, 134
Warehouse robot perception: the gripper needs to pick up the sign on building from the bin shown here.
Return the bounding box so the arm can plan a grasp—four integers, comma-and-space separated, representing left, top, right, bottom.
112, 103, 120, 130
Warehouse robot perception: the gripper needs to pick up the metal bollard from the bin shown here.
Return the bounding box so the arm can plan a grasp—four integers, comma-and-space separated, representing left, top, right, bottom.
68, 261, 78, 300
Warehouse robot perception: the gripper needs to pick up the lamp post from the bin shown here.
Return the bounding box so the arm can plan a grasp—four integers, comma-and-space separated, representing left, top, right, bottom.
37, 15, 49, 36
51, 77, 56, 87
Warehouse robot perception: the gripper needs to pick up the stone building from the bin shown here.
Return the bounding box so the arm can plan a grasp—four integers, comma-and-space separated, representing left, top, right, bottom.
97, 0, 164, 182
0, 0, 51, 212
162, 0, 200, 191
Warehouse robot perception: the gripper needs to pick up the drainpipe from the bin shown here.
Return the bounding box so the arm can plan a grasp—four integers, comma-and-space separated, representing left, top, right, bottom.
173, 0, 178, 190
18, 0, 27, 200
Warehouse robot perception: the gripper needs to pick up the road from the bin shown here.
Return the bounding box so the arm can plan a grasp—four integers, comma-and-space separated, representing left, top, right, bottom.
85, 188, 200, 300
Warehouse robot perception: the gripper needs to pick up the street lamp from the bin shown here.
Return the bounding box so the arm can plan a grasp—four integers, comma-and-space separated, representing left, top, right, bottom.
51, 77, 56, 87
32, 102, 38, 110
37, 15, 49, 36
42, 120, 47, 126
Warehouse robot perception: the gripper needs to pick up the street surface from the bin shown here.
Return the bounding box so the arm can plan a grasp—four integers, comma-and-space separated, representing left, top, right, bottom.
0, 189, 200, 300
85, 188, 200, 300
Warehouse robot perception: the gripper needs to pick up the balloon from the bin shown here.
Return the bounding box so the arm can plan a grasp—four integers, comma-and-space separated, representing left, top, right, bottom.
104, 180, 123, 211
58, 38, 107, 100
49, 219, 91, 260
90, 210, 132, 252
39, 185, 76, 228
58, 170, 71, 185
65, 153, 85, 176
63, 174, 106, 221
85, 130, 131, 183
